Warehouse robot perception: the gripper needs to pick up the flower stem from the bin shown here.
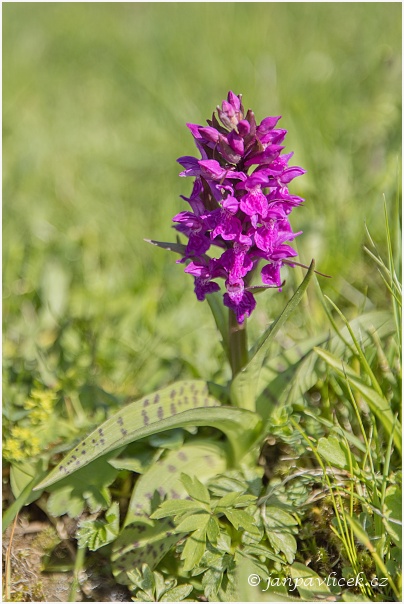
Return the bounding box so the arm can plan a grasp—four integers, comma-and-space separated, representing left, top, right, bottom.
228, 310, 248, 377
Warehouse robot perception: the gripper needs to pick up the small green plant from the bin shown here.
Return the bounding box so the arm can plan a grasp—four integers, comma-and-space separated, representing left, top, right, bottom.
127, 564, 193, 602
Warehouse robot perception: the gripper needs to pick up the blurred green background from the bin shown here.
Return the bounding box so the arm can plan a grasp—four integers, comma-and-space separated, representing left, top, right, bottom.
3, 3, 401, 398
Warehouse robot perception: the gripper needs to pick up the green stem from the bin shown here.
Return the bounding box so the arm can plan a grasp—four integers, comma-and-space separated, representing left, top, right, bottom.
68, 545, 86, 602
228, 310, 248, 377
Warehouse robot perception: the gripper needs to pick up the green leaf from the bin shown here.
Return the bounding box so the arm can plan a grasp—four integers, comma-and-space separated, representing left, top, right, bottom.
263, 507, 298, 564
108, 442, 161, 474
154, 571, 173, 601
216, 531, 232, 554
256, 334, 324, 414
215, 492, 256, 510
150, 500, 201, 520
317, 435, 349, 469
36, 380, 262, 489
328, 309, 397, 369
2, 463, 47, 532
289, 562, 332, 600
181, 526, 207, 571
113, 522, 181, 586
144, 239, 188, 255
175, 512, 211, 533
112, 441, 228, 584
206, 517, 220, 544
161, 584, 193, 602
383, 485, 402, 549
77, 501, 120, 550
345, 514, 400, 600
180, 473, 210, 506
128, 564, 156, 597
201, 565, 225, 601
148, 429, 185, 449
206, 291, 229, 356
124, 440, 229, 526
231, 260, 315, 411
315, 347, 401, 453
223, 509, 258, 533
241, 542, 285, 565
46, 453, 119, 518
256, 310, 395, 419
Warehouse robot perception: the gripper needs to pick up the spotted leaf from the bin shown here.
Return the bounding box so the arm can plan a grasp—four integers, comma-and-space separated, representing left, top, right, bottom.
36, 380, 261, 490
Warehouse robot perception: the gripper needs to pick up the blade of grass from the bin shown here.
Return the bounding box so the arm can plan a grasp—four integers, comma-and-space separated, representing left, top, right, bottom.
346, 515, 401, 600
315, 347, 401, 454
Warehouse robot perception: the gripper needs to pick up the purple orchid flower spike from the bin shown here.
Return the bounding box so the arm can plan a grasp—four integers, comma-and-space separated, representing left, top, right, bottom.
169, 91, 306, 324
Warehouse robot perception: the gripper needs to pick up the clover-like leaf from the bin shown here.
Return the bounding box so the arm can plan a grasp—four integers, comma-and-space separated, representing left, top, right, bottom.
77, 501, 120, 550
175, 512, 211, 534
161, 584, 193, 602
317, 435, 349, 469
182, 526, 208, 571
180, 473, 211, 506
223, 508, 258, 534
263, 506, 298, 564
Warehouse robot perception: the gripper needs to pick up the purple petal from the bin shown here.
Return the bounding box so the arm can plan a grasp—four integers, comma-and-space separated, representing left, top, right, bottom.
227, 130, 244, 155
239, 188, 268, 218
220, 248, 253, 282
227, 91, 241, 112
177, 155, 199, 170
186, 233, 211, 256
198, 159, 227, 180
185, 261, 208, 277
257, 116, 281, 135
279, 167, 306, 183
172, 211, 200, 227
223, 285, 256, 324
194, 278, 220, 301
212, 213, 241, 241
198, 126, 220, 143
261, 262, 282, 287
270, 244, 298, 260
222, 196, 239, 214
186, 123, 203, 139
259, 129, 287, 146
237, 120, 250, 137
254, 223, 278, 252
244, 144, 284, 167
218, 137, 242, 164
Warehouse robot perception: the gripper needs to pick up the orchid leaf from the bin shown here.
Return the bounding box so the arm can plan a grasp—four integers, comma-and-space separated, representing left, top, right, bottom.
144, 239, 188, 255
231, 260, 315, 411
206, 291, 229, 356
36, 380, 261, 490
